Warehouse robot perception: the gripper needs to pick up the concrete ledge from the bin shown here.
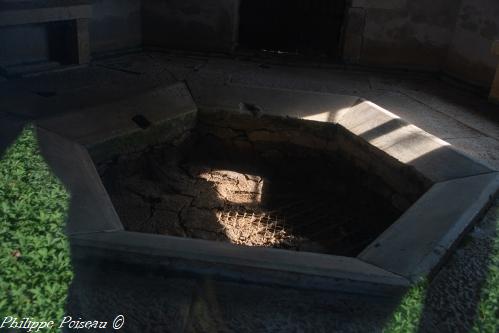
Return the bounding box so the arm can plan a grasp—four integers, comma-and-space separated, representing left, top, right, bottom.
359, 172, 499, 280
36, 127, 123, 235
336, 100, 494, 183
190, 83, 360, 121
71, 231, 409, 296
0, 5, 92, 27
38, 82, 198, 161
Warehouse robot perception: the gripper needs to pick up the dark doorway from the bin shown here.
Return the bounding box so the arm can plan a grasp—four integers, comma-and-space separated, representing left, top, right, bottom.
238, 0, 346, 58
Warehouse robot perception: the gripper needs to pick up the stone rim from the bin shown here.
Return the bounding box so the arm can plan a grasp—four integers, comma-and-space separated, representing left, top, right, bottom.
23, 82, 499, 295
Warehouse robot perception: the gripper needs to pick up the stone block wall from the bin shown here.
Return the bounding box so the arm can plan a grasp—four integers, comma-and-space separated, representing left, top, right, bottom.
444, 0, 499, 88
343, 0, 499, 89
89, 0, 142, 56
142, 0, 239, 53
343, 0, 461, 71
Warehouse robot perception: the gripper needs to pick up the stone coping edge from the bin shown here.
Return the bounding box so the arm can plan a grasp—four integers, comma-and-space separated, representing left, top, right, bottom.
70, 230, 410, 296
359, 172, 499, 281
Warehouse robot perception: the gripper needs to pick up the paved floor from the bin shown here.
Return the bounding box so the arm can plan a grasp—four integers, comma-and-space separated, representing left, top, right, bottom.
1, 52, 498, 332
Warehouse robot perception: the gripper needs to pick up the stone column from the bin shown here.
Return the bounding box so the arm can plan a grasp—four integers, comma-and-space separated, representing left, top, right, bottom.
490, 41, 499, 104
75, 18, 90, 64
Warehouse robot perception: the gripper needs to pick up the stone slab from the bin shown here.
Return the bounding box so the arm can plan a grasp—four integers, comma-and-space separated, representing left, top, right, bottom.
36, 127, 123, 235
0, 5, 92, 26
71, 231, 409, 296
336, 100, 495, 183
359, 172, 499, 280
38, 82, 197, 147
229, 67, 370, 95
190, 83, 360, 121
1, 61, 61, 77
368, 91, 484, 140
446, 136, 499, 171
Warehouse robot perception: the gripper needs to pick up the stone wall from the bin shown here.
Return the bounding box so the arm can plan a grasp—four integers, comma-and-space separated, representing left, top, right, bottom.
0, 0, 141, 67
344, 0, 499, 88
0, 23, 50, 66
443, 0, 499, 88
89, 0, 142, 56
344, 0, 461, 71
197, 109, 430, 212
142, 0, 239, 53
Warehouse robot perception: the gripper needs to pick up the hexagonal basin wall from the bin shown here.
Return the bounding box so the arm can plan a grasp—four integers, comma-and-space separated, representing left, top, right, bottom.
96, 110, 430, 257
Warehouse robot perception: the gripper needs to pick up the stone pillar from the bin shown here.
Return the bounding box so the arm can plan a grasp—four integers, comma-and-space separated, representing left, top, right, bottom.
75, 18, 90, 64
490, 41, 499, 104
342, 0, 408, 65
342, 7, 366, 64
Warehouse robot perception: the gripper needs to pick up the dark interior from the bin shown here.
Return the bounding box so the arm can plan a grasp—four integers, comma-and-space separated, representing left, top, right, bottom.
238, 0, 346, 58
98, 114, 404, 257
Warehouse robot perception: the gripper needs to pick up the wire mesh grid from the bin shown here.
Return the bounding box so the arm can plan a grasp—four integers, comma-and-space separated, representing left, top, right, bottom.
216, 209, 300, 247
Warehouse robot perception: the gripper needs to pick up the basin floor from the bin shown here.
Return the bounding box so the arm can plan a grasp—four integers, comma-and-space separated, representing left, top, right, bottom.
99, 134, 400, 256
1, 52, 499, 332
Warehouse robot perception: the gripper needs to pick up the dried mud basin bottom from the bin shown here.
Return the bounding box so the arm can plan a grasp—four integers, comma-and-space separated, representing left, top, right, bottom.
98, 111, 413, 257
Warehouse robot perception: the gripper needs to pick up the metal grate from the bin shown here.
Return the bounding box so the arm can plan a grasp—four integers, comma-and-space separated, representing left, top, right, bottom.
217, 209, 300, 248
215, 195, 359, 253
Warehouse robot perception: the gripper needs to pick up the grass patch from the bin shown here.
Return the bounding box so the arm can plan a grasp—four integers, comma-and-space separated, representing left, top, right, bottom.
471, 207, 499, 333
383, 279, 428, 333
0, 125, 72, 322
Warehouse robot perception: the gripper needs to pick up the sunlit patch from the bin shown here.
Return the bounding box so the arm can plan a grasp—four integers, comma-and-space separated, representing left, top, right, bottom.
302, 107, 350, 123
198, 169, 264, 205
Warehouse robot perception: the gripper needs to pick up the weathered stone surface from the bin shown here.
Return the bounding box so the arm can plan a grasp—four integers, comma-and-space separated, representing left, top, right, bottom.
71, 231, 409, 295
142, 0, 238, 52
0, 3, 91, 26
38, 82, 196, 144
191, 83, 360, 121
360, 172, 499, 280
343, 8, 366, 64
37, 82, 197, 162
336, 101, 494, 183
36, 127, 123, 235
75, 18, 90, 64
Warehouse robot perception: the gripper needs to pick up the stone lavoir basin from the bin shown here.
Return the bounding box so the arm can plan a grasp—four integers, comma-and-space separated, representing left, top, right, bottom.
32, 82, 498, 296
99, 110, 413, 257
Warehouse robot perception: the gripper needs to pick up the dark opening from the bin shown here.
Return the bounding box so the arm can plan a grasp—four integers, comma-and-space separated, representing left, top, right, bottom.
48, 21, 79, 65
238, 0, 346, 58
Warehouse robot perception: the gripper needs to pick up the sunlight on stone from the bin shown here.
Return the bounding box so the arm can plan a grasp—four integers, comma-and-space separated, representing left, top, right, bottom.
302, 107, 350, 122
198, 169, 263, 205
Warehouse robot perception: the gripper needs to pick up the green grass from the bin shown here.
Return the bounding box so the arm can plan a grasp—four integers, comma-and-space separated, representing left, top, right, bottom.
383, 279, 428, 333
0, 125, 72, 322
471, 212, 499, 333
